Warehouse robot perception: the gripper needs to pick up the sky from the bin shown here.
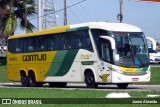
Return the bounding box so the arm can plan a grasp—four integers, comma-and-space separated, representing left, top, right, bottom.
15, 0, 160, 42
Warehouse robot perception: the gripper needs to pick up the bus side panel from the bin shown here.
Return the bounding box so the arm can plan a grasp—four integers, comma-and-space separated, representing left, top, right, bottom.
8, 64, 20, 81
67, 62, 81, 82
7, 54, 22, 82
35, 51, 57, 82
72, 49, 99, 82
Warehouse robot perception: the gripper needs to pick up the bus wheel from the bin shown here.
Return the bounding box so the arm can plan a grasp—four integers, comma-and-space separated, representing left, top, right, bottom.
20, 72, 29, 87
85, 71, 98, 88
29, 72, 37, 87
49, 82, 67, 87
117, 83, 129, 89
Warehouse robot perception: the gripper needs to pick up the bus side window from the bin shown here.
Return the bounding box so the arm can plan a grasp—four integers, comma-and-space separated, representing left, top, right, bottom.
15, 39, 24, 53
62, 33, 67, 50
76, 30, 93, 51
39, 36, 48, 51
69, 32, 76, 49
62, 32, 76, 50
26, 37, 38, 52
77, 31, 84, 48
48, 35, 55, 51
8, 39, 16, 53
55, 34, 61, 50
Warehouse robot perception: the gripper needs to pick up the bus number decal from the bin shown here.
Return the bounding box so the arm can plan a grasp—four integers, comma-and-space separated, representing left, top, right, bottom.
9, 57, 17, 61
22, 54, 47, 62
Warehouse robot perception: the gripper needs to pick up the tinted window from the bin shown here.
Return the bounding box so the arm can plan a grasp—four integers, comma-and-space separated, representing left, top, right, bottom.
8, 29, 93, 53
8, 39, 16, 53
15, 39, 24, 53
100, 39, 112, 63
69, 32, 76, 49
8, 39, 24, 53
26, 37, 39, 52
76, 30, 92, 51
39, 36, 48, 51
48, 34, 61, 50
62, 32, 76, 50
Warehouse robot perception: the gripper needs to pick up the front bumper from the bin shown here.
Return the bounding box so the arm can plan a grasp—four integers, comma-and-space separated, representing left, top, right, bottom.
112, 71, 150, 83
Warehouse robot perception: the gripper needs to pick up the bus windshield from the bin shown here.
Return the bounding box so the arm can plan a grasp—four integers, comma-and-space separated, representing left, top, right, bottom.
91, 29, 149, 68
113, 32, 149, 67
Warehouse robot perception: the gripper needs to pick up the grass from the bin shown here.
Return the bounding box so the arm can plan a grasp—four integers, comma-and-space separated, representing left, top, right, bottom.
0, 88, 160, 98
0, 57, 9, 83
150, 67, 160, 84
0, 88, 160, 107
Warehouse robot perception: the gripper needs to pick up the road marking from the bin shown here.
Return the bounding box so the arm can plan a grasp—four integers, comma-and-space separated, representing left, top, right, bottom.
147, 94, 160, 97
106, 92, 131, 98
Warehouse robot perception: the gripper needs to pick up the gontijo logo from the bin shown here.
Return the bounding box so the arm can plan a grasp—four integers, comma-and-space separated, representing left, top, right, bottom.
22, 54, 47, 62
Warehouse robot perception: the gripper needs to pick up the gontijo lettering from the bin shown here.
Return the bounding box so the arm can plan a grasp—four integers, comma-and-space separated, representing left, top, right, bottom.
22, 54, 46, 62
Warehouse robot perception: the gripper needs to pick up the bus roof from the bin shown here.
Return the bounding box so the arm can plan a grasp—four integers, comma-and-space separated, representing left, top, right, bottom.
9, 22, 142, 39
71, 22, 142, 32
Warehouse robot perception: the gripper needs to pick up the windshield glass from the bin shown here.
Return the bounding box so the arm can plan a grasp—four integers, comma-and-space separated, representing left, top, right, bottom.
91, 29, 149, 68
113, 32, 149, 67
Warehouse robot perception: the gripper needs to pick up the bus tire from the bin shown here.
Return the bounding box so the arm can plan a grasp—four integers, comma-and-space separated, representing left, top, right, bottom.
49, 82, 67, 87
85, 71, 98, 88
29, 72, 37, 87
117, 83, 129, 89
20, 72, 29, 87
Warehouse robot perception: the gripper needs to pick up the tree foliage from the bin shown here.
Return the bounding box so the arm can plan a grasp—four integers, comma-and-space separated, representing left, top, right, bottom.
0, 0, 37, 35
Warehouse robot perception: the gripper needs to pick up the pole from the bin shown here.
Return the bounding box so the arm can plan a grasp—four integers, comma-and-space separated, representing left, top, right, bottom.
64, 0, 67, 25
119, 0, 123, 23
38, 0, 42, 31
25, 0, 27, 33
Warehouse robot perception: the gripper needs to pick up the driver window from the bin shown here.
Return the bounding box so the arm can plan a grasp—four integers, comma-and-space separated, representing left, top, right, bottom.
100, 39, 111, 63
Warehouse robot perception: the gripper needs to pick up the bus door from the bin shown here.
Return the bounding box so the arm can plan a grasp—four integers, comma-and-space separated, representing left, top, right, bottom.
98, 37, 114, 83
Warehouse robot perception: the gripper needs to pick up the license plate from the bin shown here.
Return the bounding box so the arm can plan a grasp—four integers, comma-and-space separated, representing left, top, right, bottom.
132, 78, 139, 81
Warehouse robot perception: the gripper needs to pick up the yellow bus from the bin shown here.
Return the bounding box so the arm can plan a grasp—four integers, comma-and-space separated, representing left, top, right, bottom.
7, 22, 150, 88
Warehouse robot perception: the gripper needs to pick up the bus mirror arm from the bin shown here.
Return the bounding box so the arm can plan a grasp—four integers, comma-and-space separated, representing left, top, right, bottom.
100, 36, 116, 50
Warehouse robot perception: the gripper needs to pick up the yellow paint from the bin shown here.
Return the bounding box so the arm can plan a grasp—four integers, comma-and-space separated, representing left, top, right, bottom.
7, 51, 57, 82
80, 55, 92, 59
118, 66, 137, 73
102, 74, 110, 82
8, 26, 70, 39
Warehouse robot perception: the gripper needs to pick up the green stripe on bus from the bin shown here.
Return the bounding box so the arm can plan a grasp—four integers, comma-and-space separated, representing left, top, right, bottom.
46, 50, 79, 76
45, 50, 68, 76
55, 49, 79, 76
66, 27, 89, 32
81, 61, 94, 65
142, 66, 149, 72
76, 27, 89, 31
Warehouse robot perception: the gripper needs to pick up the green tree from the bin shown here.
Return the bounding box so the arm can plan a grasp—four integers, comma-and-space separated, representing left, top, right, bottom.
0, 0, 37, 35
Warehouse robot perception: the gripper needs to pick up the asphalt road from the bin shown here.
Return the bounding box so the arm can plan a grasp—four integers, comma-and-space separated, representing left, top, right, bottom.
0, 83, 160, 91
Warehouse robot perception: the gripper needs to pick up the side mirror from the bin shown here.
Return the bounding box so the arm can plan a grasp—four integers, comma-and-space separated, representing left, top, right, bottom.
100, 36, 116, 49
